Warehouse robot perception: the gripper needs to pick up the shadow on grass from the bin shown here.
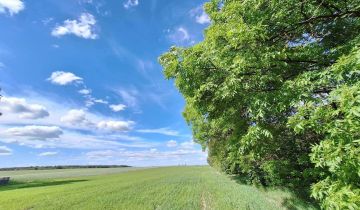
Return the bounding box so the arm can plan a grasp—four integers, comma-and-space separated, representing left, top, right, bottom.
0, 179, 88, 192
230, 175, 320, 210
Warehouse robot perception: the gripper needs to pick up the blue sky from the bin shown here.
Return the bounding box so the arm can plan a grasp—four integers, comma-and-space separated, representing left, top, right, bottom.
0, 0, 210, 167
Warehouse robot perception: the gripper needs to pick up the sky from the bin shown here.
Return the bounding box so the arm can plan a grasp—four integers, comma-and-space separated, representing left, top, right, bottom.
0, 0, 211, 167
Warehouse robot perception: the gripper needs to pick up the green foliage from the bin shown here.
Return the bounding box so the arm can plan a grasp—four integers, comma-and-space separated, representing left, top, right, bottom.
160, 0, 360, 208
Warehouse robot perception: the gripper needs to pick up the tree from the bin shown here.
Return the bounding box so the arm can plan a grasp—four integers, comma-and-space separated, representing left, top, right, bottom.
160, 0, 360, 208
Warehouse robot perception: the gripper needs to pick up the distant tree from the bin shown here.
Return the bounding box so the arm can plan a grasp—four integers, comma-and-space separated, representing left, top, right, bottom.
160, 0, 359, 208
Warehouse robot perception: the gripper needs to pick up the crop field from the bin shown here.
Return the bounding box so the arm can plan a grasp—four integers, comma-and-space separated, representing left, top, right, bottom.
0, 167, 142, 181
0, 166, 317, 210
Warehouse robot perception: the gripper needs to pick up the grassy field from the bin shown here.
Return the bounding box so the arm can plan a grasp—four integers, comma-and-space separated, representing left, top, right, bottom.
0, 166, 318, 210
0, 167, 142, 181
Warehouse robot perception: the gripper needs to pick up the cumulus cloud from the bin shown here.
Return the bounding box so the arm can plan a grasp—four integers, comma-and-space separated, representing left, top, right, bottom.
0, 0, 24, 15
5, 125, 63, 140
109, 104, 126, 112
0, 97, 49, 119
38, 151, 58, 157
0, 145, 12, 155
97, 120, 134, 132
51, 13, 98, 39
137, 127, 179, 136
60, 109, 92, 126
123, 0, 138, 9
48, 71, 83, 85
166, 140, 177, 148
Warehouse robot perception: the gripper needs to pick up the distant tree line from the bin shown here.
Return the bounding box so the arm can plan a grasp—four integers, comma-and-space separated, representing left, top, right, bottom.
0, 165, 131, 171
160, 0, 360, 209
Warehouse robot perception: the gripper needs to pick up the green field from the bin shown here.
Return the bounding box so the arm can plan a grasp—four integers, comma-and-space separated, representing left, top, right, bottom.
0, 166, 317, 210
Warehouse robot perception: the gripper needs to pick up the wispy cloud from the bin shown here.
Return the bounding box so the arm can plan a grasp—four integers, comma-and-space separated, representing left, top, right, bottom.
166, 140, 177, 147
167, 27, 193, 45
0, 145, 12, 156
42, 17, 54, 26
86, 148, 202, 161
51, 13, 98, 39
123, 0, 139, 9
0, 129, 154, 150
137, 127, 180, 136
38, 151, 58, 157
0, 0, 24, 16
115, 88, 139, 108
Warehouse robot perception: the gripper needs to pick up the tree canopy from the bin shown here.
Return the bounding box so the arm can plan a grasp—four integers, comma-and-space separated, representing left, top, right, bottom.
160, 0, 360, 208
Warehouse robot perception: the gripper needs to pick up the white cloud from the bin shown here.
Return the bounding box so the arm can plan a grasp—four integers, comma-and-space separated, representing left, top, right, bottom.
177, 27, 190, 40
0, 129, 153, 150
123, 0, 138, 9
116, 88, 138, 108
166, 140, 177, 147
0, 93, 148, 150
78, 88, 91, 95
0, 97, 50, 119
5, 125, 63, 140
109, 104, 126, 112
60, 109, 92, 126
196, 11, 210, 24
190, 6, 210, 24
86, 148, 202, 161
84, 96, 109, 107
0, 145, 12, 155
0, 0, 24, 15
137, 127, 179, 136
51, 13, 98, 39
38, 151, 58, 157
180, 140, 195, 150
93, 99, 108, 104
97, 120, 134, 132
0, 62, 5, 69
86, 150, 118, 159
168, 27, 191, 45
48, 71, 83, 85
42, 17, 54, 25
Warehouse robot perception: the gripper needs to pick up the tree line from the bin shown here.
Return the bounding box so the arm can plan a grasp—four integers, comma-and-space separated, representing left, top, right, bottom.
160, 0, 360, 208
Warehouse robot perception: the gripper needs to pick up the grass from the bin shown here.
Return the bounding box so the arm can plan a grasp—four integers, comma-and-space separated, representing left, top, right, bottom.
0, 166, 318, 210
